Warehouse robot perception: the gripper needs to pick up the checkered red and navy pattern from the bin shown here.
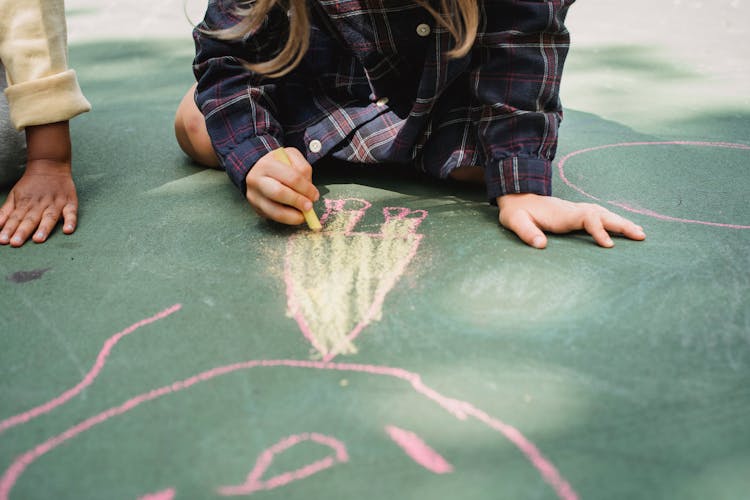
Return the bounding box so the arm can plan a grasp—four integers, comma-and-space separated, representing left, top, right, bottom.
193, 0, 574, 202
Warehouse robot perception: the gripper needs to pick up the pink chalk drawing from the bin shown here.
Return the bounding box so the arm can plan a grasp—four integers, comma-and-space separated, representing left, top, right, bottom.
385, 425, 453, 474
557, 141, 750, 229
0, 199, 579, 500
217, 433, 349, 496
0, 359, 578, 500
0, 304, 182, 436
138, 488, 175, 500
285, 198, 427, 361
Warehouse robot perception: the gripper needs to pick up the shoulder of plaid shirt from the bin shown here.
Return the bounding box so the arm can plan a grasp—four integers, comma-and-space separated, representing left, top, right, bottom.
192, 0, 576, 206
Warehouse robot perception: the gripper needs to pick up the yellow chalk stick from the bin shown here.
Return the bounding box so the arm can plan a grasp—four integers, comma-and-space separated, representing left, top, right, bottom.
302, 209, 323, 232
272, 147, 322, 231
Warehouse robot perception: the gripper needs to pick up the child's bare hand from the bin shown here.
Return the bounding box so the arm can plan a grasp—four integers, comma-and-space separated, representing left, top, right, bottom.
245, 147, 319, 225
497, 193, 646, 249
0, 160, 78, 247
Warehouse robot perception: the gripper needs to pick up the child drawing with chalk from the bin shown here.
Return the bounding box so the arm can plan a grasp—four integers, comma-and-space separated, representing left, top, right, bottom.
0, 0, 91, 247
175, 0, 646, 248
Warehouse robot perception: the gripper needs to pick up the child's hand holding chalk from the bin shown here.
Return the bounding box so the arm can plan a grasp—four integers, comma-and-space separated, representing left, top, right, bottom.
271, 148, 322, 231
243, 147, 322, 230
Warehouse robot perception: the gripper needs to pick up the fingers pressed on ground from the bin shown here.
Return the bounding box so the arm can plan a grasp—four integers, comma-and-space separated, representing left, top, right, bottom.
32, 207, 61, 242
583, 214, 614, 248
503, 210, 547, 249
62, 203, 77, 233
0, 210, 23, 244
12, 208, 46, 247
0, 198, 13, 226
602, 212, 646, 241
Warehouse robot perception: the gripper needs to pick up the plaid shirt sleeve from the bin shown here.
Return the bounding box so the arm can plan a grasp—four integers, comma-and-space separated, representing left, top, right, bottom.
192, 0, 286, 191
474, 0, 573, 201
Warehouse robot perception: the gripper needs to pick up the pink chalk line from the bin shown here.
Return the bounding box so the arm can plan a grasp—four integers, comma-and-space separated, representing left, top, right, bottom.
0, 359, 577, 500
385, 425, 453, 474
217, 433, 348, 496
285, 199, 428, 361
557, 141, 750, 229
0, 304, 182, 436
137, 488, 175, 500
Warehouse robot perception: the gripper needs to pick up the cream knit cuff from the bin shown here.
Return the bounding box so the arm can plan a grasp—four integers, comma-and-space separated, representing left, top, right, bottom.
4, 69, 91, 130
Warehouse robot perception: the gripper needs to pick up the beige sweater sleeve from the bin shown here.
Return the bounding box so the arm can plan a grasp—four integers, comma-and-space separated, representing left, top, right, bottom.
0, 0, 91, 130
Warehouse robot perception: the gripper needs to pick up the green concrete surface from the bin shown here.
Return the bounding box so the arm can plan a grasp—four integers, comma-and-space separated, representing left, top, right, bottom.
1, 2, 749, 499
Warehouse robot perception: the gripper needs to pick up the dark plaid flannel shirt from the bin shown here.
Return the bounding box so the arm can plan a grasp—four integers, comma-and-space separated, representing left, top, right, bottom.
193, 0, 574, 203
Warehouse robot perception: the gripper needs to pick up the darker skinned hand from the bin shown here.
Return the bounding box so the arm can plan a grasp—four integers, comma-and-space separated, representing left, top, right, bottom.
0, 160, 78, 247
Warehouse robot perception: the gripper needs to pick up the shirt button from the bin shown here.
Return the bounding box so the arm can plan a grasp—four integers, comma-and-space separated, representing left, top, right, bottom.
375, 97, 389, 107
308, 139, 322, 153
416, 23, 431, 37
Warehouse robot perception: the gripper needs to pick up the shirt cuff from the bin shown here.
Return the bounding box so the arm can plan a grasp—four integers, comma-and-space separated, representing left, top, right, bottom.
4, 69, 91, 130
221, 134, 283, 192
484, 157, 552, 204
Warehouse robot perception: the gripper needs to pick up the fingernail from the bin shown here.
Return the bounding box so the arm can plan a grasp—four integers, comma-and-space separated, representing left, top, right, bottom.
0, 233, 8, 243
532, 236, 545, 248
35, 232, 45, 240
303, 201, 313, 211
11, 236, 22, 244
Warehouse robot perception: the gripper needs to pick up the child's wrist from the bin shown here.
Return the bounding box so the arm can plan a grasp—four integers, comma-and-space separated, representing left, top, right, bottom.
24, 121, 73, 165
24, 158, 73, 176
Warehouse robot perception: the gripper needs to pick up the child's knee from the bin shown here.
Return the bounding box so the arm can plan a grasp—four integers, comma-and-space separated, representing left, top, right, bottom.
174, 113, 219, 167
174, 86, 219, 167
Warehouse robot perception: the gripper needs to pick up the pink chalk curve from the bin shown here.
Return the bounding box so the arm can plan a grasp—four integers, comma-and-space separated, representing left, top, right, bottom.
0, 359, 577, 500
0, 304, 182, 436
557, 141, 750, 229
385, 425, 453, 474
217, 433, 348, 496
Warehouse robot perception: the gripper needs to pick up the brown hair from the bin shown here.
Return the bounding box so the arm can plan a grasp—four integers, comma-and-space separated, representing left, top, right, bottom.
214, 0, 479, 78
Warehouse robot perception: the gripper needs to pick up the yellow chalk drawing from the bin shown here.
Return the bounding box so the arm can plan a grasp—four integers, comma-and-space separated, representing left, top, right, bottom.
284, 198, 427, 361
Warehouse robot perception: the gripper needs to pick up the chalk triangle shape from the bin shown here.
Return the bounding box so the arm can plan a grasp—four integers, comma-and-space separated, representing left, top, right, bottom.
285, 199, 426, 361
